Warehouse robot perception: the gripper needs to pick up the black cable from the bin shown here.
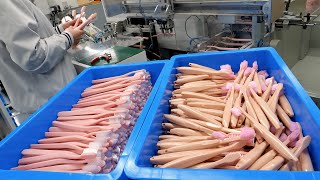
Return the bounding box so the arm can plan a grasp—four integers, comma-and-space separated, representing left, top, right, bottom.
184, 15, 201, 39
145, 49, 161, 59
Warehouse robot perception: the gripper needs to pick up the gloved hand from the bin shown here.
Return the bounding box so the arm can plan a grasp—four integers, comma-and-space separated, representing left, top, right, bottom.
62, 18, 81, 30
65, 26, 84, 46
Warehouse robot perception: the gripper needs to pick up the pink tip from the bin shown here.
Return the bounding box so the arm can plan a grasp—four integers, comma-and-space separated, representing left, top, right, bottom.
260, 79, 267, 92
228, 133, 239, 138
235, 84, 241, 91
221, 69, 230, 73
221, 64, 232, 71
258, 70, 269, 78
289, 122, 299, 132
261, 84, 267, 92
225, 82, 234, 90
265, 78, 273, 86
249, 81, 258, 93
270, 126, 276, 134
244, 68, 252, 76
231, 107, 242, 117
246, 138, 255, 146
289, 139, 298, 148
258, 75, 266, 80
253, 61, 258, 70
279, 133, 288, 142
228, 73, 236, 79
288, 130, 300, 142
240, 127, 256, 140
221, 86, 228, 92
240, 60, 249, 69
212, 131, 227, 139
285, 128, 291, 135
271, 84, 277, 95
279, 89, 284, 96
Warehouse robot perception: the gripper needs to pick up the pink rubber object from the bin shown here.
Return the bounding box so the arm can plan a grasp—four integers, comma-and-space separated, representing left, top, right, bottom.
38, 135, 95, 144
29, 164, 84, 172
92, 70, 144, 84
58, 109, 104, 117
231, 107, 242, 117
12, 159, 88, 170
289, 122, 299, 132
249, 81, 258, 93
57, 111, 118, 121
45, 132, 88, 138
270, 126, 277, 134
279, 133, 288, 142
240, 61, 248, 70
258, 70, 268, 78
244, 68, 252, 76
18, 153, 88, 165
271, 84, 277, 95
72, 100, 115, 109
30, 142, 88, 151
220, 64, 232, 71
88, 77, 132, 90
81, 83, 133, 97
212, 131, 227, 139
265, 78, 273, 86
252, 61, 258, 70
240, 127, 256, 140
288, 130, 300, 142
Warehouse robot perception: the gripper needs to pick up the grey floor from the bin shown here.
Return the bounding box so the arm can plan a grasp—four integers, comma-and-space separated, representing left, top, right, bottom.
291, 48, 320, 107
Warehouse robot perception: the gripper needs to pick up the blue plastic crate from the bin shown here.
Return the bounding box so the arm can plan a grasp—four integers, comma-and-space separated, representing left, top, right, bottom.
0, 60, 169, 180
125, 48, 320, 180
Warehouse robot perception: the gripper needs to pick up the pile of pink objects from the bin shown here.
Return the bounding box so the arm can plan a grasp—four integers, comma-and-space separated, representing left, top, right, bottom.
151, 61, 313, 171
12, 69, 152, 174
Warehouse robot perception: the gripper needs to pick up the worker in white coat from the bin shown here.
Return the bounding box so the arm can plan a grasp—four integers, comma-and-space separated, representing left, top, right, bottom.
0, 0, 85, 117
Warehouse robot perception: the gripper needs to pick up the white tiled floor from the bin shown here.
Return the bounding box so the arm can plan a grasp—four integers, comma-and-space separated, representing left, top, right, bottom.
291, 48, 320, 107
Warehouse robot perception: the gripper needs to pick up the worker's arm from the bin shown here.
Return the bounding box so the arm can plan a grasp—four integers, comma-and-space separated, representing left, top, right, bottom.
54, 18, 79, 34
0, 0, 74, 74
54, 24, 65, 34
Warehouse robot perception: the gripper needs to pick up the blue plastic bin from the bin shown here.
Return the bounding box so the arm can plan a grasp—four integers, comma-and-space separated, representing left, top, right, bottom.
125, 48, 320, 180
0, 60, 169, 180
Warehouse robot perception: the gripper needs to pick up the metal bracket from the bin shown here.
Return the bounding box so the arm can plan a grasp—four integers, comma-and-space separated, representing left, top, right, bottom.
154, 2, 172, 19
0, 100, 16, 133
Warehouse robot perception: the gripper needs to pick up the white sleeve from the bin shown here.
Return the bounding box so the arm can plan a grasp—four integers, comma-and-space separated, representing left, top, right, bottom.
54, 24, 65, 34
0, 0, 74, 74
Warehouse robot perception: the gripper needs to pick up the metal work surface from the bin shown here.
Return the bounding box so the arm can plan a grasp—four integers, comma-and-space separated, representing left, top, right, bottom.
77, 46, 145, 66
70, 36, 144, 63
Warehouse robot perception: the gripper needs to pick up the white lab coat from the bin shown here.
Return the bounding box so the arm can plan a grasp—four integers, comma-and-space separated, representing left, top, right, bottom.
0, 0, 77, 113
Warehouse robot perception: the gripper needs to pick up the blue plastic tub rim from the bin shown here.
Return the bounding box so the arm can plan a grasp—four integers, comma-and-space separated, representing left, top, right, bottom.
124, 47, 320, 180
0, 60, 170, 180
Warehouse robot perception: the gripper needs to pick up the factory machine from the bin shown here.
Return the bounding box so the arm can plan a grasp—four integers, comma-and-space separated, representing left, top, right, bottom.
102, 0, 278, 53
